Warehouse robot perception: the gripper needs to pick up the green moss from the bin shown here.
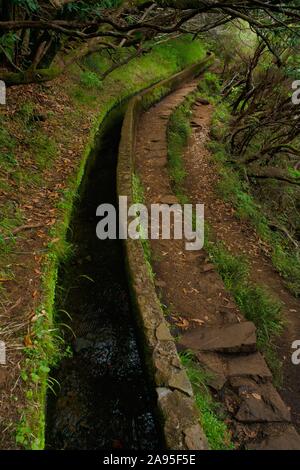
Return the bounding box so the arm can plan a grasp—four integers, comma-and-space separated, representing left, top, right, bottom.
79, 70, 103, 89
132, 173, 154, 281
198, 71, 221, 96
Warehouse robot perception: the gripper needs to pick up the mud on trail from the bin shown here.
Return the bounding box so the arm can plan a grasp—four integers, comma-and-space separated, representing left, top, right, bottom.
134, 80, 300, 449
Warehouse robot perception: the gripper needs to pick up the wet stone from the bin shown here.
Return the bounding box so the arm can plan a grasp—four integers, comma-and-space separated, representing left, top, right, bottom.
196, 352, 227, 390
249, 426, 300, 450
230, 378, 291, 423
196, 351, 272, 388
226, 353, 272, 380
168, 369, 193, 397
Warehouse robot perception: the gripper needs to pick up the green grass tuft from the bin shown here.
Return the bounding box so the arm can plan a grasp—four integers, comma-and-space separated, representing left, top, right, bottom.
167, 93, 196, 195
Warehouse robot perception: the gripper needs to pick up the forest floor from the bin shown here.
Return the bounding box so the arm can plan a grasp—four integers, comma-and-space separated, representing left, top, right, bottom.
135, 79, 300, 449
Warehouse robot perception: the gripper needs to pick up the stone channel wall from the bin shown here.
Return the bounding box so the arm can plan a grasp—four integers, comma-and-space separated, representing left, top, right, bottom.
117, 55, 214, 450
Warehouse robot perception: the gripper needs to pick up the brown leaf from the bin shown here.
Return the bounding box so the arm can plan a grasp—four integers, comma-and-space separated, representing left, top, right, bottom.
175, 318, 189, 329
24, 335, 33, 348
190, 318, 205, 325
251, 393, 262, 400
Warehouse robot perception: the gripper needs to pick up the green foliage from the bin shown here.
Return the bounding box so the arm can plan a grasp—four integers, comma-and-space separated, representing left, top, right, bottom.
65, 0, 122, 15
0, 202, 23, 256
207, 240, 283, 382
29, 132, 57, 170
272, 245, 300, 297
209, 243, 248, 289
12, 0, 39, 12
236, 284, 283, 347
288, 167, 300, 180
16, 304, 72, 449
152, 36, 206, 71
0, 32, 19, 62
80, 70, 103, 89
210, 103, 231, 140
132, 173, 154, 281
180, 351, 234, 450
198, 71, 221, 96
18, 101, 35, 125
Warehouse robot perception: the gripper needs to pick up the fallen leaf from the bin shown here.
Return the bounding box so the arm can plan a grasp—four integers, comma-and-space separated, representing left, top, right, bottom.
190, 318, 205, 325
24, 335, 33, 348
251, 393, 262, 400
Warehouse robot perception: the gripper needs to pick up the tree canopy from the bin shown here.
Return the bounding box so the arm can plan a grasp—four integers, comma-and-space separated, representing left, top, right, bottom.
0, 0, 300, 85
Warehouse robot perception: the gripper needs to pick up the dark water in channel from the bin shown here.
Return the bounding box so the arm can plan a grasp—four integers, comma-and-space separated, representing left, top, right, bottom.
45, 112, 160, 450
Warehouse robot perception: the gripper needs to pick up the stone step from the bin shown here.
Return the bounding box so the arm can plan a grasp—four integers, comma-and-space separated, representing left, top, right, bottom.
227, 353, 272, 379
179, 321, 257, 354
196, 351, 272, 390
248, 426, 300, 450
230, 377, 291, 423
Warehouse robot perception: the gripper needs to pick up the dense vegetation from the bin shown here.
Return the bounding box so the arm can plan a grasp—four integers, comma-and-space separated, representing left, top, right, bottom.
1, 1, 300, 85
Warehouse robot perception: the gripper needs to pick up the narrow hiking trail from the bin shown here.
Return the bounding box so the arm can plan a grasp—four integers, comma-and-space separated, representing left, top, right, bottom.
134, 80, 300, 449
